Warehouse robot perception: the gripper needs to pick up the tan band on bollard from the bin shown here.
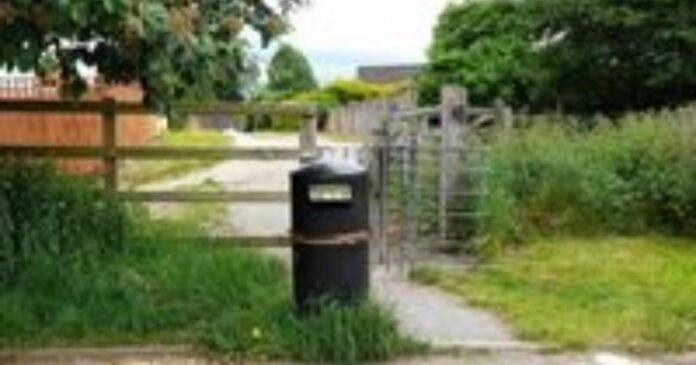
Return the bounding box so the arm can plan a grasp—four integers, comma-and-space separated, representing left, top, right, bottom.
291, 230, 370, 246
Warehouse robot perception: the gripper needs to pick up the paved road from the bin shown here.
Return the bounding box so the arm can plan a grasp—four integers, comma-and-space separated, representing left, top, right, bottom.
141, 130, 363, 237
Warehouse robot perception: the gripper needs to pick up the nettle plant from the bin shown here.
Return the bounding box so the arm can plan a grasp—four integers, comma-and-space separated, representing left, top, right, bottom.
0, 0, 304, 107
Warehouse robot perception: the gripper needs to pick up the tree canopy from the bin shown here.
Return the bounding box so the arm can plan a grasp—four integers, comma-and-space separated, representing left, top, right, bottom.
266, 43, 317, 98
420, 0, 696, 114
0, 0, 303, 107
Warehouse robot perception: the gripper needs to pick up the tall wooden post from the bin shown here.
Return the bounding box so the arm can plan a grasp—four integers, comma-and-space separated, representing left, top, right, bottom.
102, 98, 118, 194
299, 108, 319, 164
403, 114, 419, 269
372, 102, 397, 267
439, 86, 467, 248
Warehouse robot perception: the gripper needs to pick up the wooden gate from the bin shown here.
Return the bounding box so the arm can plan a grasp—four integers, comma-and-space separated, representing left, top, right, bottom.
0, 99, 343, 247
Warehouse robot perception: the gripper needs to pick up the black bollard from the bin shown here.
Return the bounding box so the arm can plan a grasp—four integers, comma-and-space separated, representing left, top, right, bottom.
290, 158, 370, 313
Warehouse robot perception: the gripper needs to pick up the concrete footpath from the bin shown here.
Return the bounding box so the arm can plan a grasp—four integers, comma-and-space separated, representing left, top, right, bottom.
372, 267, 531, 351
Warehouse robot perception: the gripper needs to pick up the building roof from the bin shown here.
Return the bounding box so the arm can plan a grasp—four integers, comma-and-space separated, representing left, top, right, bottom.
357, 64, 423, 84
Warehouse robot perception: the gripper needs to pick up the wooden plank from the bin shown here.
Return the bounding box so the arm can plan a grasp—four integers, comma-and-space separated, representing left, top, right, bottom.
140, 235, 291, 247
0, 100, 318, 116
0, 146, 108, 158
171, 102, 319, 117
0, 146, 302, 160
120, 146, 302, 160
204, 236, 291, 247
394, 106, 441, 119
119, 191, 288, 203
0, 100, 147, 114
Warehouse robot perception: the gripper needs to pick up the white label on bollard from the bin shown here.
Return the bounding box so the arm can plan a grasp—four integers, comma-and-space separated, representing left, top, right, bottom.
309, 184, 352, 203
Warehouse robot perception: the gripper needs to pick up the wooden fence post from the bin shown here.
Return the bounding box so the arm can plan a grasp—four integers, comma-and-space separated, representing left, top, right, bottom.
102, 98, 118, 193
494, 98, 514, 129
374, 103, 396, 266
299, 108, 319, 163
439, 86, 468, 247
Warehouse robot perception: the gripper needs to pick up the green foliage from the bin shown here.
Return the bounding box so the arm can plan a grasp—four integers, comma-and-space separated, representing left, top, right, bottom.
0, 166, 416, 362
0, 1, 304, 107
294, 79, 408, 107
251, 79, 407, 132
413, 236, 696, 351
481, 107, 696, 245
266, 44, 317, 98
532, 0, 696, 113
0, 161, 129, 288
0, 238, 287, 350
0, 229, 416, 362
421, 0, 696, 114
267, 114, 306, 132
420, 0, 548, 107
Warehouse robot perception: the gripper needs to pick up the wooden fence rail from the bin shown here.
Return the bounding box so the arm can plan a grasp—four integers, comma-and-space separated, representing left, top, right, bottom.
0, 99, 319, 205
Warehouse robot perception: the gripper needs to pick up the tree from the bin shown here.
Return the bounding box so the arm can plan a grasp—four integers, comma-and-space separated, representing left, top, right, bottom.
266, 44, 317, 98
419, 0, 549, 108
532, 0, 696, 113
420, 0, 696, 114
0, 0, 304, 107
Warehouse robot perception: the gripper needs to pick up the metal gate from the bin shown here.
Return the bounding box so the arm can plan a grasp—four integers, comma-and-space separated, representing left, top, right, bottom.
370, 86, 512, 270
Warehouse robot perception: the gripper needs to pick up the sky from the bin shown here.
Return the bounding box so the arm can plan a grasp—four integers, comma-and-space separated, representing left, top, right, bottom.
269, 0, 453, 83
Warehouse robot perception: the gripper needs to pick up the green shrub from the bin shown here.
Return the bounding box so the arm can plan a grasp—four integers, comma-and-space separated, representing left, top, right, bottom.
294, 79, 408, 108
481, 107, 696, 245
268, 114, 306, 132
0, 161, 129, 288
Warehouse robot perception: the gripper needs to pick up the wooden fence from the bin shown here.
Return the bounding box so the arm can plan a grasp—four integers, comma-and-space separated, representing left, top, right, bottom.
0, 77, 162, 174
325, 94, 415, 137
0, 100, 321, 246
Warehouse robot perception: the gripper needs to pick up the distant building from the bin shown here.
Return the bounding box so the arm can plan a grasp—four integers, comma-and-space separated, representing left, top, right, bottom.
357, 64, 423, 84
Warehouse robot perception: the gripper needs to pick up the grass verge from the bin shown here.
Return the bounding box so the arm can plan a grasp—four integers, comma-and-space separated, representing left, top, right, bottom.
122, 129, 232, 187
0, 169, 419, 363
412, 236, 696, 351
0, 225, 420, 363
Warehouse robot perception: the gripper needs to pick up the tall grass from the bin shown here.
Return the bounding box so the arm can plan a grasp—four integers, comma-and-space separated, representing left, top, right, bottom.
481, 107, 696, 246
0, 161, 129, 288
0, 162, 416, 363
